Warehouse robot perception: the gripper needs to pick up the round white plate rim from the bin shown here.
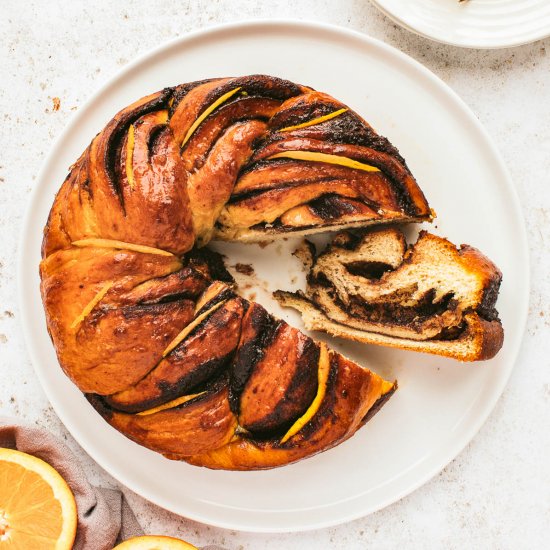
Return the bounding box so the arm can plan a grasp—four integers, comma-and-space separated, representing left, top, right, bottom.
18, 19, 529, 532
370, 0, 550, 49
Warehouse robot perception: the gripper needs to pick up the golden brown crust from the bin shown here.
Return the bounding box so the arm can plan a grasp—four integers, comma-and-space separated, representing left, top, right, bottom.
182, 354, 395, 470
237, 323, 319, 434
104, 297, 246, 413
39, 75, 432, 469
467, 315, 505, 361
40, 246, 197, 394
42, 75, 431, 260
90, 384, 238, 457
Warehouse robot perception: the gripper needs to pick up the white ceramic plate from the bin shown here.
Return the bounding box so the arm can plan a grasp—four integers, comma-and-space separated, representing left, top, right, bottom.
19, 21, 528, 532
371, 0, 550, 49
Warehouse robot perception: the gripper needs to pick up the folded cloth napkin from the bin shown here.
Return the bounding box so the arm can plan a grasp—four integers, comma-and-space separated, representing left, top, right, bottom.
0, 416, 143, 548
0, 417, 225, 550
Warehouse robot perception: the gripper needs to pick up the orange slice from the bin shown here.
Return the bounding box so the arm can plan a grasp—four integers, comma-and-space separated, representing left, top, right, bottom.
113, 535, 198, 549
0, 447, 77, 550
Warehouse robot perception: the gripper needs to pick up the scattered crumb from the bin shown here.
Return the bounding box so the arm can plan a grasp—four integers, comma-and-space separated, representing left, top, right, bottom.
292, 240, 315, 270
0, 334, 7, 344
233, 263, 254, 276
290, 276, 297, 284
247, 292, 257, 301
238, 278, 269, 297
52, 97, 61, 111
1, 310, 14, 318
258, 241, 270, 249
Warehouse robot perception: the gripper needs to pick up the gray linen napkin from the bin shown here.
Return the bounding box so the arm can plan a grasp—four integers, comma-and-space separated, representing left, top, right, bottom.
0, 416, 143, 548
0, 417, 226, 550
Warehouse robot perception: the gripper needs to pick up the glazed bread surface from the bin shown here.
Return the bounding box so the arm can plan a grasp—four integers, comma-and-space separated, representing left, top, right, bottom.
39, 75, 429, 469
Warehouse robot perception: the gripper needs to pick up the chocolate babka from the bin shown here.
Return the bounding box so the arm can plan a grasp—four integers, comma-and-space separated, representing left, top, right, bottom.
40, 74, 433, 469
275, 228, 504, 361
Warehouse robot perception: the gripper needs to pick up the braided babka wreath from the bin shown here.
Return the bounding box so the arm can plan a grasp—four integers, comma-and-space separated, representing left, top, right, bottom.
40, 75, 434, 469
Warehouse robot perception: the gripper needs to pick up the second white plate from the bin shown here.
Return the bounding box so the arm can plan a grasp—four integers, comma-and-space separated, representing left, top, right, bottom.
19, 21, 528, 532
371, 0, 550, 49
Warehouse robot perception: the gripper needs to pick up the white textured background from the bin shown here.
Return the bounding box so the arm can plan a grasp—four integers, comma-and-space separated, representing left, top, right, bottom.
1, 1, 549, 548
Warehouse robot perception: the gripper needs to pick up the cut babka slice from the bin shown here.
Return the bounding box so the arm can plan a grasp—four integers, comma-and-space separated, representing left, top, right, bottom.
275, 228, 504, 361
